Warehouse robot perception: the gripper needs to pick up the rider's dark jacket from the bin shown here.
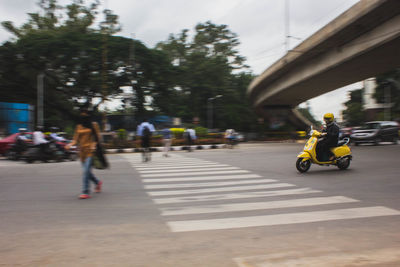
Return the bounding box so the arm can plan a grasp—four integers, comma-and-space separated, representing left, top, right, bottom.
322, 122, 339, 147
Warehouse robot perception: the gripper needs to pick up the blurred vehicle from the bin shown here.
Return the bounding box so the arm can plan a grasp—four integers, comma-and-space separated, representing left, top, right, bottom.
350, 121, 399, 146
236, 133, 245, 142
24, 140, 64, 163
296, 131, 307, 138
0, 132, 33, 156
339, 127, 353, 139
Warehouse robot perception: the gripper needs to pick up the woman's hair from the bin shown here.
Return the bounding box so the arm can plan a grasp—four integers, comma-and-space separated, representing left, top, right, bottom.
79, 113, 92, 128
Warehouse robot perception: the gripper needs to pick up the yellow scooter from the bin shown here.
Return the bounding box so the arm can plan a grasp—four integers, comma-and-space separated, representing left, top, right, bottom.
296, 127, 352, 173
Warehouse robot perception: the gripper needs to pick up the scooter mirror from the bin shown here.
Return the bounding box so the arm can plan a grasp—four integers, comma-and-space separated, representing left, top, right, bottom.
308, 125, 313, 136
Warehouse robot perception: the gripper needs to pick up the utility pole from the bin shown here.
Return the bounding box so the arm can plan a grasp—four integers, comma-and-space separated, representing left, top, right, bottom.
37, 73, 45, 127
129, 33, 136, 116
207, 95, 223, 130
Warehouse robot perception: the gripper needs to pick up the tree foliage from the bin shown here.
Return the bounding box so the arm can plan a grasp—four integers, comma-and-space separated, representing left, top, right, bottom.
1, 2, 257, 131
0, 0, 172, 126
374, 68, 400, 118
155, 21, 256, 130
342, 89, 364, 126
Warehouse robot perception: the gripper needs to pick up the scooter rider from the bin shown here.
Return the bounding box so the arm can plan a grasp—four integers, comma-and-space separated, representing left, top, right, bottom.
317, 113, 339, 161
49, 127, 66, 142
33, 126, 50, 160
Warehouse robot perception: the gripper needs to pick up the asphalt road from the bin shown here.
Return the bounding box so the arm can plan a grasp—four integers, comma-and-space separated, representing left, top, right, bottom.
1, 142, 399, 266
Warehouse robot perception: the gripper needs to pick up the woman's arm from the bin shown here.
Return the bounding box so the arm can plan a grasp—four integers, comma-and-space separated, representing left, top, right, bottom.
66, 125, 79, 149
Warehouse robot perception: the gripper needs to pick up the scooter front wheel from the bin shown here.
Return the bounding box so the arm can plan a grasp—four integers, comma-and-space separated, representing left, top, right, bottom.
296, 158, 311, 173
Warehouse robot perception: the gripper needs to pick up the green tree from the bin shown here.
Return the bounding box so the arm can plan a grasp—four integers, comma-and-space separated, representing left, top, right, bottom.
374, 68, 400, 119
155, 21, 254, 130
342, 89, 365, 126
0, 0, 171, 126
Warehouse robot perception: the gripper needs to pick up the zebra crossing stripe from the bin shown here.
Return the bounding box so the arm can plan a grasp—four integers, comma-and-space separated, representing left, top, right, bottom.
144, 178, 277, 189
143, 174, 262, 183
160, 196, 359, 215
142, 170, 250, 177
153, 188, 321, 204
132, 160, 214, 166
138, 166, 240, 174
148, 183, 295, 196
136, 164, 229, 170
167, 206, 400, 232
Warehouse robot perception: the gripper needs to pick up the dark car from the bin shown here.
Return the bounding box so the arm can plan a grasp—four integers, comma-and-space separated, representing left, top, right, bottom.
350, 121, 399, 145
0, 132, 33, 155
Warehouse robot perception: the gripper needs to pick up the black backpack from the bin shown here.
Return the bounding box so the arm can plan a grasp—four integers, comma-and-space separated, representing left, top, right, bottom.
185, 131, 192, 141
143, 126, 151, 138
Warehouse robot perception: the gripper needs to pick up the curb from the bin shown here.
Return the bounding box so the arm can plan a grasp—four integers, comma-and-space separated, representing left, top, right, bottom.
105, 144, 226, 154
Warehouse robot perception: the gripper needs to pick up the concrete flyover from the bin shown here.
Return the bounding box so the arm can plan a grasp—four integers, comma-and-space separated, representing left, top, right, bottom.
248, 0, 400, 129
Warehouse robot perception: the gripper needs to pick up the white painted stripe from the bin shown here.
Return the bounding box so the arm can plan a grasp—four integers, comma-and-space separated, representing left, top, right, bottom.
132, 160, 213, 165
144, 178, 277, 189
142, 170, 250, 177
160, 196, 359, 215
168, 206, 400, 232
139, 166, 240, 174
132, 163, 215, 168
143, 174, 262, 183
148, 183, 294, 196
130, 161, 212, 167
133, 160, 212, 164
136, 164, 229, 170
153, 188, 320, 204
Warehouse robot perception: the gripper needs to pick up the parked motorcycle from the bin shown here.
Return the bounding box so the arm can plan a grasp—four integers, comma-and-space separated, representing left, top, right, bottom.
54, 140, 78, 161
24, 140, 64, 163
296, 127, 352, 173
5, 139, 29, 160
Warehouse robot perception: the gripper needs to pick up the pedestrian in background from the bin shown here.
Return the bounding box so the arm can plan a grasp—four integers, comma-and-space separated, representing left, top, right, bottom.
185, 127, 196, 152
66, 109, 103, 199
137, 119, 155, 162
161, 125, 172, 157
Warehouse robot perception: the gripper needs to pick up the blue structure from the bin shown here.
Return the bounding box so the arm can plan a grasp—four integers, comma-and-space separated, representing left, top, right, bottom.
0, 102, 34, 135
150, 115, 172, 126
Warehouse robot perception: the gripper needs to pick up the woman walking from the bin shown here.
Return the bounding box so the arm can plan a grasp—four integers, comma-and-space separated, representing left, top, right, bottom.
66, 110, 103, 199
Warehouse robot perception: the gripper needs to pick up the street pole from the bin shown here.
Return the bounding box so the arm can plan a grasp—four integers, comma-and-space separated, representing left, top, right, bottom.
37, 73, 45, 127
207, 95, 222, 130
384, 83, 391, 121
208, 99, 212, 129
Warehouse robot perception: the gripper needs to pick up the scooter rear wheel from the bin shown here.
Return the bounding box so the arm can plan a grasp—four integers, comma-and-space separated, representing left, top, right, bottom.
337, 157, 351, 170
296, 158, 311, 173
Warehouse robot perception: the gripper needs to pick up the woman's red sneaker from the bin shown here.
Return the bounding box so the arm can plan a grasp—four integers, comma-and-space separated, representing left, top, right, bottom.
79, 194, 91, 199
95, 181, 103, 193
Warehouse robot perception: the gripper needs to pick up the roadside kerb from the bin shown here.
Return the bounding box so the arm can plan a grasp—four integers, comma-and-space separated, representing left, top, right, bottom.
105, 144, 226, 154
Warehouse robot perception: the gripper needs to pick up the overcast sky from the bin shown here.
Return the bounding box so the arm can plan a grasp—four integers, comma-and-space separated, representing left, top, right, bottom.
0, 0, 363, 121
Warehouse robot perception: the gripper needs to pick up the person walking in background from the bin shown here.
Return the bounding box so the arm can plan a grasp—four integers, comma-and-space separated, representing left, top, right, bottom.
224, 128, 236, 148
137, 119, 155, 162
161, 125, 172, 157
185, 127, 196, 152
65, 109, 103, 199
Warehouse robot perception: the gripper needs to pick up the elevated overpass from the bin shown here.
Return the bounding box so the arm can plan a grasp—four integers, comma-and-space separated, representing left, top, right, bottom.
248, 0, 400, 129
